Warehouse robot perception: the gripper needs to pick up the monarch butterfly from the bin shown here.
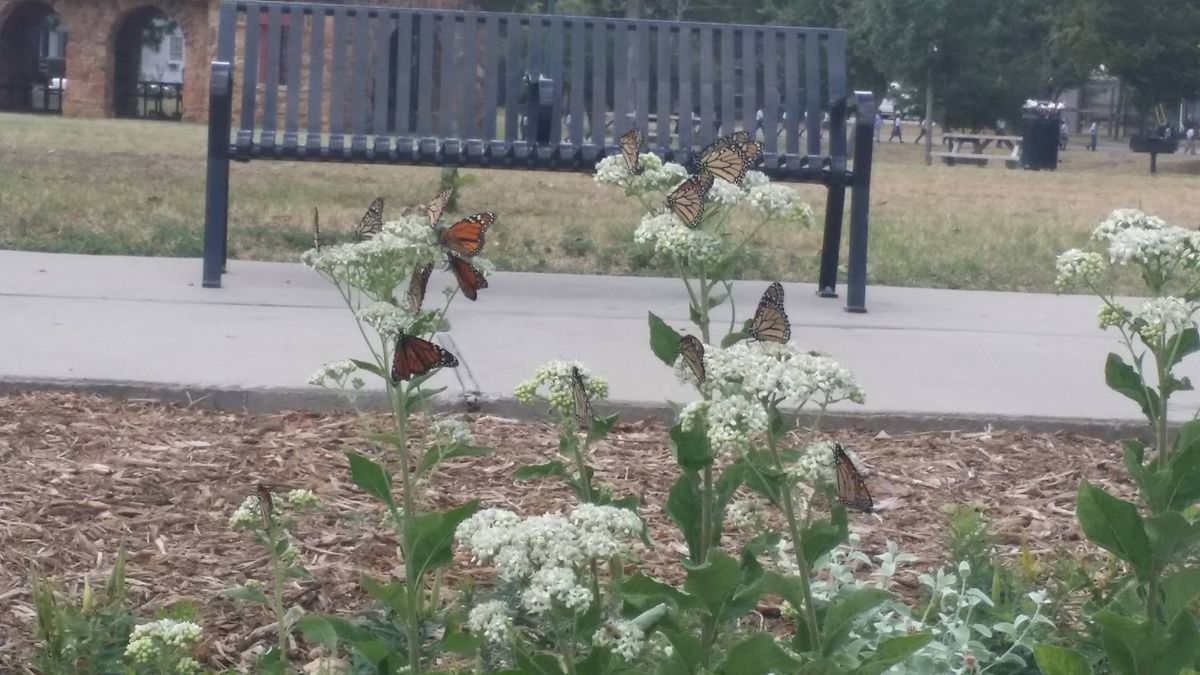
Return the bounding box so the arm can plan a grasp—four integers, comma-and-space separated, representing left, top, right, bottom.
391, 333, 459, 382
425, 188, 453, 225
666, 172, 714, 229
833, 443, 873, 512
438, 212, 494, 257
570, 366, 595, 430
355, 197, 385, 240
407, 263, 433, 312
679, 334, 706, 383
447, 254, 489, 301
312, 206, 322, 251
256, 483, 274, 528
693, 131, 762, 185
749, 282, 791, 343
619, 128, 646, 175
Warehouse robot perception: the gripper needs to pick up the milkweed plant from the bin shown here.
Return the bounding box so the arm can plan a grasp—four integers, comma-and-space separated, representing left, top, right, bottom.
295, 203, 495, 673
1040, 208, 1200, 675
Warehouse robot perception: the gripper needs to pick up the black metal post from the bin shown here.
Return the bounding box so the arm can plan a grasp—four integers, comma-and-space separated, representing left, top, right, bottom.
845, 91, 875, 313
202, 62, 233, 288
817, 185, 845, 297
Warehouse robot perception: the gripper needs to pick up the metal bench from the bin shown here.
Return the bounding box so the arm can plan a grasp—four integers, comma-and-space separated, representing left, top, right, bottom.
203, 1, 877, 311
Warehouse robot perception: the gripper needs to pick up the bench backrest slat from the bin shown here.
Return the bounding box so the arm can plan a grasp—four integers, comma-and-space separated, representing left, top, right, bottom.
216, 1, 858, 178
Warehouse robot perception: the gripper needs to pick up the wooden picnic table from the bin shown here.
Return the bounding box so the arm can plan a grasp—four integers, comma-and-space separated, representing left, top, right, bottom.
934, 133, 1023, 168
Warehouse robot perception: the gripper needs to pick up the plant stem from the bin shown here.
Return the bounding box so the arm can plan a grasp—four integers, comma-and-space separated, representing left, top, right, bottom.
268, 525, 290, 667
387, 381, 422, 675
765, 426, 821, 651
699, 466, 714, 564
698, 263, 711, 344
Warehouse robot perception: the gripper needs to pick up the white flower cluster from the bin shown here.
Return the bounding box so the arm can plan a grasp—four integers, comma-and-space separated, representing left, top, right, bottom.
747, 184, 813, 226
427, 417, 474, 448
286, 488, 320, 509
307, 360, 362, 388
1054, 249, 1106, 289
1092, 208, 1200, 268
513, 360, 609, 419
743, 170, 770, 189
633, 211, 726, 268
229, 494, 264, 530
787, 440, 836, 487
456, 504, 642, 616
725, 496, 768, 531
708, 178, 746, 206
593, 154, 690, 195
467, 600, 513, 646
1134, 296, 1199, 341
593, 619, 647, 660
124, 619, 203, 672
301, 213, 442, 299
357, 301, 417, 338
699, 342, 863, 454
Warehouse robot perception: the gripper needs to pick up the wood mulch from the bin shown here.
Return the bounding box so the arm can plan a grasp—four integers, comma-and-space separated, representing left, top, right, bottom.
0, 392, 1131, 671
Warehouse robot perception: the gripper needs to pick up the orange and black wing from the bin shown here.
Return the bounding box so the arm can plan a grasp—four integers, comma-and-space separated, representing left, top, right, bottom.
619, 128, 646, 175
256, 483, 274, 528
447, 254, 489, 301
406, 263, 433, 312
666, 172, 714, 229
425, 188, 453, 225
679, 334, 706, 383
439, 212, 494, 257
571, 366, 595, 430
355, 197, 385, 240
833, 443, 873, 512
693, 132, 761, 185
391, 333, 459, 382
749, 281, 791, 343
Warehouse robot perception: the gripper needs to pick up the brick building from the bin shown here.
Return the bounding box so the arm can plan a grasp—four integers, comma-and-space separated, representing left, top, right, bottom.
0, 0, 472, 122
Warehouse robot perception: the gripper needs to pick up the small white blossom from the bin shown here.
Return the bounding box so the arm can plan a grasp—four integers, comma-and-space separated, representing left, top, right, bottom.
286, 489, 320, 509
725, 497, 768, 531
1054, 249, 1106, 289
1091, 209, 1200, 268
124, 619, 203, 669
468, 600, 513, 645
743, 170, 770, 189
229, 495, 263, 530
594, 154, 689, 194
427, 417, 474, 448
787, 440, 836, 486
513, 360, 608, 419
634, 211, 726, 267
307, 360, 359, 387
678, 400, 709, 432
594, 620, 646, 660
357, 301, 417, 337
1134, 296, 1198, 341
708, 178, 746, 206
302, 214, 443, 299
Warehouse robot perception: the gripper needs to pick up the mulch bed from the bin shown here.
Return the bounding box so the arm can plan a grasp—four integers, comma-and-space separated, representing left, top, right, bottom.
0, 392, 1131, 671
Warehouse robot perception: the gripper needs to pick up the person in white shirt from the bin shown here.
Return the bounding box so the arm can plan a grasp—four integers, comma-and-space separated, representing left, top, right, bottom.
1186, 126, 1197, 155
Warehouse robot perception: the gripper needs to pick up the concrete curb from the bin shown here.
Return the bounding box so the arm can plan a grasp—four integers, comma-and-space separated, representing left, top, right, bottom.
0, 376, 1148, 441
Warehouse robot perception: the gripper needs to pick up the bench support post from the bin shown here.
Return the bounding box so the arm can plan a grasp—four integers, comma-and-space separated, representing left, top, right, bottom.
817, 185, 845, 297
202, 62, 233, 288
844, 91, 876, 313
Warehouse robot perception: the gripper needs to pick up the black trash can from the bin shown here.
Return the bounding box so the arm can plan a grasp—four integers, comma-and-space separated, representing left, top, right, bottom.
1021, 103, 1062, 170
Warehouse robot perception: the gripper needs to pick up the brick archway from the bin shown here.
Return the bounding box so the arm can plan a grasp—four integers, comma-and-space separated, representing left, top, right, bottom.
0, 0, 66, 112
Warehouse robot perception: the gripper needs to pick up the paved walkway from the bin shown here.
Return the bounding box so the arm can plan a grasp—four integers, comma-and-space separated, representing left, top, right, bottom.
2, 250, 1194, 431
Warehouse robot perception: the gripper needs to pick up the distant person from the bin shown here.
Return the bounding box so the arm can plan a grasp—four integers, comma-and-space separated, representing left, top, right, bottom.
1187, 126, 1197, 155
874, 112, 883, 142
996, 118, 1007, 135
1088, 121, 1098, 151
1059, 120, 1069, 150
888, 116, 903, 143
914, 118, 929, 144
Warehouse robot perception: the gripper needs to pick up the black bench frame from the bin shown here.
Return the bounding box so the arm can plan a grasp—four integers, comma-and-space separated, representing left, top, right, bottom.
203, 1, 875, 311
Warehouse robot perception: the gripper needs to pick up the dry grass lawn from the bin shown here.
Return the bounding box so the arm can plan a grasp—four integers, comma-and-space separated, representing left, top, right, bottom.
1, 112, 1198, 292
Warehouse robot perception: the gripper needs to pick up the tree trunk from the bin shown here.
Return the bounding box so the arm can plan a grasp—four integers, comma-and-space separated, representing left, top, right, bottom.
924, 67, 934, 166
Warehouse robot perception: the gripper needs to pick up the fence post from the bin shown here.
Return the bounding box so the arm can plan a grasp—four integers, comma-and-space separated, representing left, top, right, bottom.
202, 61, 233, 288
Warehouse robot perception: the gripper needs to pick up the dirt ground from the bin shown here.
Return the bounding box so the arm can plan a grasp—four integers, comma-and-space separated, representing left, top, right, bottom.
0, 392, 1131, 671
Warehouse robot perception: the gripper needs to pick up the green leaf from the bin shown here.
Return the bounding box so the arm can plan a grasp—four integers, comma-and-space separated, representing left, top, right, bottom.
1167, 328, 1200, 368
621, 572, 698, 611
586, 413, 620, 445
649, 312, 682, 366
1032, 644, 1093, 675
853, 633, 934, 675
822, 587, 893, 654
575, 646, 612, 675
683, 551, 764, 624
667, 471, 703, 562
513, 460, 569, 481
1095, 609, 1200, 675
1146, 510, 1200, 569
719, 633, 802, 675
406, 500, 479, 581
418, 443, 490, 475
346, 452, 394, 509
350, 358, 386, 379
365, 431, 404, 449
1076, 480, 1151, 579
802, 508, 850, 566
1163, 567, 1200, 624
1105, 353, 1160, 421
359, 574, 407, 615
721, 331, 748, 348
513, 645, 566, 675
1166, 422, 1200, 509
670, 421, 713, 471
707, 292, 729, 309
224, 584, 269, 605
688, 302, 703, 326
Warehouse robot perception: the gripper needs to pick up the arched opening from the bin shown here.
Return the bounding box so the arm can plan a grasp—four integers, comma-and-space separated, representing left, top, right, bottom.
0, 1, 67, 113
112, 6, 184, 120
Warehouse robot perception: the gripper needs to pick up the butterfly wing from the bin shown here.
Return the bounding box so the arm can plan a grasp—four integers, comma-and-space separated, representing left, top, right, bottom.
391, 333, 459, 382
447, 254, 489, 301
356, 197, 385, 240
666, 172, 714, 229
619, 128, 645, 175
439, 212, 494, 257
312, 206, 322, 251
833, 444, 873, 512
407, 263, 433, 311
692, 133, 754, 185
256, 483, 274, 528
679, 334, 706, 383
570, 366, 595, 430
749, 282, 791, 343
425, 188, 453, 225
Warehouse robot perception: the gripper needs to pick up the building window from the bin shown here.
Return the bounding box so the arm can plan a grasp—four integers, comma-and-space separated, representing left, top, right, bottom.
257, 17, 290, 84
169, 35, 183, 61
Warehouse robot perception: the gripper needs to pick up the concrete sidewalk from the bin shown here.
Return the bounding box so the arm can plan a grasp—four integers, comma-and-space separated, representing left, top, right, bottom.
2, 250, 1193, 431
